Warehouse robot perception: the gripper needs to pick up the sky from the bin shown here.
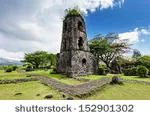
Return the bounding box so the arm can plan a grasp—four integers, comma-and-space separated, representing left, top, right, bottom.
0, 0, 150, 60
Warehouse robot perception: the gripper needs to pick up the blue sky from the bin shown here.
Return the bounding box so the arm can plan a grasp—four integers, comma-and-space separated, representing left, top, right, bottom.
85, 0, 150, 55
86, 0, 150, 38
0, 0, 149, 60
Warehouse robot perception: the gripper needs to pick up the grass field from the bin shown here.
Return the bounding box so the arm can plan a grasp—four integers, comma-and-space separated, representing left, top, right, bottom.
0, 81, 150, 100
1, 69, 150, 100
0, 81, 66, 100
85, 82, 150, 100
28, 70, 150, 83
120, 75, 150, 82
0, 70, 27, 80
27, 70, 88, 85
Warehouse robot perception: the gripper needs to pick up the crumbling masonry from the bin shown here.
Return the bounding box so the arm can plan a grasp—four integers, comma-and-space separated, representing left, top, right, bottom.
56, 15, 98, 77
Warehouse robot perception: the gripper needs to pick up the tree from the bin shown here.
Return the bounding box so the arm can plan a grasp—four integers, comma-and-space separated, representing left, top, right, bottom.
132, 49, 142, 59
23, 51, 48, 69
47, 54, 56, 66
137, 56, 150, 71
22, 51, 56, 69
89, 33, 130, 69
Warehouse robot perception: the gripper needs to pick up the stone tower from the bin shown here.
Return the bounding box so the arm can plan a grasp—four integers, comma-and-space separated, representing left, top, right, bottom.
56, 14, 98, 77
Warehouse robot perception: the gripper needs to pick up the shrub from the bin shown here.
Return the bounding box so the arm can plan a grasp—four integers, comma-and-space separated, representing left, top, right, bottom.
124, 67, 138, 76
98, 67, 106, 75
23, 63, 34, 72
130, 67, 138, 76
124, 69, 130, 76
137, 66, 149, 77
5, 67, 13, 72
137, 56, 150, 70
50, 67, 56, 74
12, 65, 18, 71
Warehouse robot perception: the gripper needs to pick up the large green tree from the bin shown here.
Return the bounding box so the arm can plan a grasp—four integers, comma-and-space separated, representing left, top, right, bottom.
89, 33, 130, 69
23, 51, 56, 69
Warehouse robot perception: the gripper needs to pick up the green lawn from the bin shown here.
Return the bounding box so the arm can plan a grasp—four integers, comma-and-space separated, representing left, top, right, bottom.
27, 70, 150, 84
27, 70, 88, 85
1, 81, 150, 100
0, 70, 27, 80
78, 75, 106, 80
0, 81, 66, 100
120, 75, 150, 82
86, 82, 150, 100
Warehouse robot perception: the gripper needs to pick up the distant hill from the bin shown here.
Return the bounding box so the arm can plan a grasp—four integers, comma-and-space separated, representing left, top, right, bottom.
0, 58, 22, 66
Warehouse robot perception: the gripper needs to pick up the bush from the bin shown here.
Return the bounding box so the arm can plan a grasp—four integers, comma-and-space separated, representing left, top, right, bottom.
137, 56, 150, 70
137, 66, 149, 77
98, 67, 106, 75
124, 67, 138, 76
5, 67, 13, 72
23, 63, 34, 72
50, 67, 56, 74
12, 65, 18, 71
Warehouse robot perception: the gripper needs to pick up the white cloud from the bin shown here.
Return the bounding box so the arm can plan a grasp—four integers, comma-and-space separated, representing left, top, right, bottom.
141, 29, 150, 35
0, 49, 24, 60
119, 28, 140, 44
0, 0, 124, 60
119, 28, 150, 44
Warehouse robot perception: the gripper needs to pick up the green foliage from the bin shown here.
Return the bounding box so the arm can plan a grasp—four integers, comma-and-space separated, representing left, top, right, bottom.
124, 67, 138, 76
4, 64, 18, 72
12, 65, 18, 71
0, 66, 6, 70
89, 33, 130, 69
50, 67, 57, 74
65, 8, 81, 18
137, 66, 149, 77
137, 56, 150, 71
23, 63, 34, 72
118, 57, 137, 71
98, 65, 106, 75
22, 51, 56, 69
5, 67, 13, 72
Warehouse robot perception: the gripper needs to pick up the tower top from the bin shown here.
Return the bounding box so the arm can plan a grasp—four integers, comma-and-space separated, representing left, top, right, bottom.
64, 8, 84, 19
65, 8, 81, 16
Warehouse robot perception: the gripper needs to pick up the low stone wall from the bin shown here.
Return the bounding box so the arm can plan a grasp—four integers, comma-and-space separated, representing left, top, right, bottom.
0, 78, 38, 84
38, 76, 111, 97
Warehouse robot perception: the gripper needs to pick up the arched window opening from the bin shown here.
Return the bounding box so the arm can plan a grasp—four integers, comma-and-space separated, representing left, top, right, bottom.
82, 58, 86, 66
78, 21, 83, 31
78, 37, 84, 50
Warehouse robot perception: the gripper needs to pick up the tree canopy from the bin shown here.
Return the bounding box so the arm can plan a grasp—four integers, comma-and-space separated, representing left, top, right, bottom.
89, 33, 130, 69
22, 51, 56, 69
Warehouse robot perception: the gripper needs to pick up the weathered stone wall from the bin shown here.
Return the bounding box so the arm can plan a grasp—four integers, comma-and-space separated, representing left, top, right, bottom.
71, 50, 97, 76
56, 15, 98, 76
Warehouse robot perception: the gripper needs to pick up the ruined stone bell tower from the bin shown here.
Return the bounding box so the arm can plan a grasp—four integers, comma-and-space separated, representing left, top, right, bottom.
56, 11, 97, 77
